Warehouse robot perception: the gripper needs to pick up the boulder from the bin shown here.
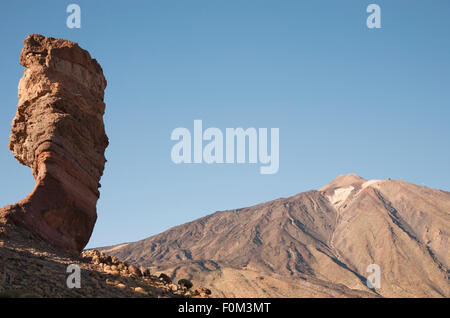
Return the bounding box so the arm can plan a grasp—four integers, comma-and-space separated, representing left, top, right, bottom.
128, 265, 142, 277
158, 273, 172, 284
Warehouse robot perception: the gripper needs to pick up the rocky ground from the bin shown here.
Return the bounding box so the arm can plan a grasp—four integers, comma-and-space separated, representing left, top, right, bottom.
0, 219, 211, 298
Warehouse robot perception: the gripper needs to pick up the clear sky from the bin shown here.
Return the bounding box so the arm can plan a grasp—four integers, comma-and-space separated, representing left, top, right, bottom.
0, 1, 449, 248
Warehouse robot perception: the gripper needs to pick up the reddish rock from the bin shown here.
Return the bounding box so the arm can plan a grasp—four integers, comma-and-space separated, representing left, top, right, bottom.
0, 34, 108, 253
195, 287, 212, 295
128, 265, 142, 277
159, 273, 172, 284
140, 266, 150, 277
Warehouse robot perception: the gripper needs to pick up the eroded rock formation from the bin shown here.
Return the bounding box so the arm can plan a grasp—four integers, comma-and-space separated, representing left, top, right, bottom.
0, 34, 108, 252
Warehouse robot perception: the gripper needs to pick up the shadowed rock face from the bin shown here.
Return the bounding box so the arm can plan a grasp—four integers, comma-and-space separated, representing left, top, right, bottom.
0, 34, 108, 252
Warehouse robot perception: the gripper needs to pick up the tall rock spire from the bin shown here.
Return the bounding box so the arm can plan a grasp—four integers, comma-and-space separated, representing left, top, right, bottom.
0, 34, 108, 252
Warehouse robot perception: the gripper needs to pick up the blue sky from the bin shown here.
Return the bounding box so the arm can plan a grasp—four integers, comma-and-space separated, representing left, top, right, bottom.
0, 1, 449, 248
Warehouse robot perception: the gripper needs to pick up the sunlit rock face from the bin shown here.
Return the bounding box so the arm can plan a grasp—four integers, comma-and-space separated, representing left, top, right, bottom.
0, 34, 108, 252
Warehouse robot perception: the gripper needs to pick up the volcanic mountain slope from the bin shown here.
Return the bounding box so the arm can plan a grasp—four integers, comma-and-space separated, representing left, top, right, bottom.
100, 174, 449, 298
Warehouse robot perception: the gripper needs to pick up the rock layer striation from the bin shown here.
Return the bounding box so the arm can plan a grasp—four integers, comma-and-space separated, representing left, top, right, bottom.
0, 34, 108, 252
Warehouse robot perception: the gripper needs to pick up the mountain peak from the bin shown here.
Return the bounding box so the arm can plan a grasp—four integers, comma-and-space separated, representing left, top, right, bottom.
319, 173, 366, 191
